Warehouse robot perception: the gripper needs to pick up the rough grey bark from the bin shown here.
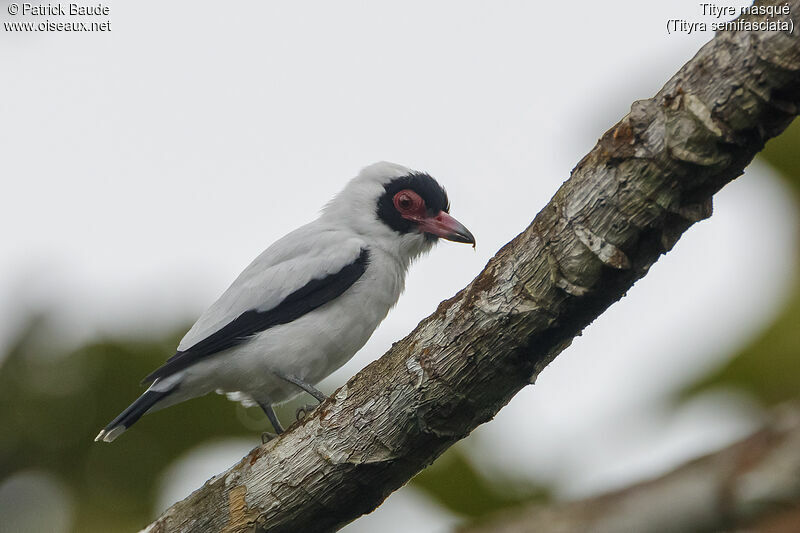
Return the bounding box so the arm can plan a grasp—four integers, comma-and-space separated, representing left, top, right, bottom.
460, 405, 800, 533
144, 3, 800, 532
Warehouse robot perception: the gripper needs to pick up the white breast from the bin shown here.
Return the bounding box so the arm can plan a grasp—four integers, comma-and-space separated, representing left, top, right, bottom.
175, 246, 406, 406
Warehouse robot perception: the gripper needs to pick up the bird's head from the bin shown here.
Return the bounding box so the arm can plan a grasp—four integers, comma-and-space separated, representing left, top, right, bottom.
322, 162, 475, 262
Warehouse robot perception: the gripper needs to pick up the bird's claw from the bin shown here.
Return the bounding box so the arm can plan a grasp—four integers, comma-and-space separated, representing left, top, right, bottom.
261, 431, 278, 444
295, 403, 318, 421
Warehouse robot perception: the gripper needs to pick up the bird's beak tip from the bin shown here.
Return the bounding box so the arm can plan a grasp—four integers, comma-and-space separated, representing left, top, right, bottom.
417, 211, 475, 246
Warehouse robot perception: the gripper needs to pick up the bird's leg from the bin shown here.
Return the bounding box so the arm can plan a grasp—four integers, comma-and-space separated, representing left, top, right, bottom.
274, 371, 328, 403
257, 401, 284, 442
273, 371, 328, 420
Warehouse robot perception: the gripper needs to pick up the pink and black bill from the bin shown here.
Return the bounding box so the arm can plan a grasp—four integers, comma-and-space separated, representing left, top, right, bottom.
377, 172, 475, 246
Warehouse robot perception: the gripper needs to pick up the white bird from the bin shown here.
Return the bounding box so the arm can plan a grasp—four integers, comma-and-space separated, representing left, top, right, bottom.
95, 162, 474, 442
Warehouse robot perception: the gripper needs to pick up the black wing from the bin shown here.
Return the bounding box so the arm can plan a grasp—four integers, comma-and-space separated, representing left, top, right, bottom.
142, 248, 370, 384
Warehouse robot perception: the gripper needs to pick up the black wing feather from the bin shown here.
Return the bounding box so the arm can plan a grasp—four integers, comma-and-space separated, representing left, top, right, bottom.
142, 248, 369, 384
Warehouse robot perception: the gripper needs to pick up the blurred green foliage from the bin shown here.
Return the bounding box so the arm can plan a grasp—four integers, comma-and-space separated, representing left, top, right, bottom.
0, 318, 262, 531
411, 448, 547, 519
762, 118, 800, 180
681, 119, 800, 405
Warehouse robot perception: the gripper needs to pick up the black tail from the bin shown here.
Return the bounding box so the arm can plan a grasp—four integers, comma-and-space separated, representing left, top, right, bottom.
94, 388, 174, 443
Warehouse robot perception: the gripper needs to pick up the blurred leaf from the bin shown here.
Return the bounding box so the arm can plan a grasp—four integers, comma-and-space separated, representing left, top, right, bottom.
0, 317, 283, 532
680, 119, 800, 405
681, 272, 800, 405
409, 447, 548, 519
760, 118, 800, 191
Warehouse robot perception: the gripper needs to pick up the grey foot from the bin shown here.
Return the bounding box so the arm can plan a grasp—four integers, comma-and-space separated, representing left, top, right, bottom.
295, 403, 318, 421
261, 431, 278, 444
257, 401, 285, 435
275, 372, 328, 403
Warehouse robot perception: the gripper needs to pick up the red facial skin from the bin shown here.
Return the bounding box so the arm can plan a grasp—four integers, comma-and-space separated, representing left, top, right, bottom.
393, 190, 475, 246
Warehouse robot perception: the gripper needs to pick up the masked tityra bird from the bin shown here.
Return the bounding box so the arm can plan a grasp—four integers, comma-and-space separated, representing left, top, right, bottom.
95, 162, 474, 443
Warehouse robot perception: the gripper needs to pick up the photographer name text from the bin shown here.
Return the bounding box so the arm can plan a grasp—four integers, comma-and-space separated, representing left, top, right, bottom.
14, 3, 108, 16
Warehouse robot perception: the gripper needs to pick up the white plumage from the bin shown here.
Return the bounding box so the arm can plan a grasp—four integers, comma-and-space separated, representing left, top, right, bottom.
96, 162, 474, 442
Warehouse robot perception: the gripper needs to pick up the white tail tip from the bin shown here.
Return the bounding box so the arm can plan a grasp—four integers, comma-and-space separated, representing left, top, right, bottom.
94, 426, 125, 443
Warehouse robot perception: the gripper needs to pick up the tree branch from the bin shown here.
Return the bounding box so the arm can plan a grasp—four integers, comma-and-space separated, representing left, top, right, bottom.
144, 4, 800, 531
459, 405, 800, 533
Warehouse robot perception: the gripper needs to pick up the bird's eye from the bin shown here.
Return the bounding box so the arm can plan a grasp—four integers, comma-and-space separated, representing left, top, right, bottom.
393, 190, 423, 214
